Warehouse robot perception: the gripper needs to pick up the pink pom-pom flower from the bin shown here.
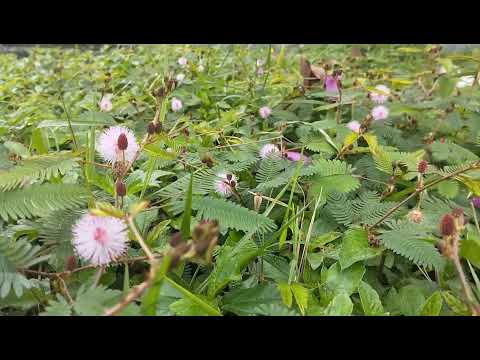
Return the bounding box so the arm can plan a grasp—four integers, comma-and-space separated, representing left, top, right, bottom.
72, 214, 128, 266
171, 98, 183, 112
286, 151, 311, 164
259, 144, 280, 159
347, 121, 361, 134
371, 105, 389, 121
176, 73, 185, 83
99, 94, 113, 112
97, 126, 139, 164
324, 75, 341, 93
214, 172, 237, 197
178, 57, 187, 67
259, 106, 272, 119
369, 85, 391, 104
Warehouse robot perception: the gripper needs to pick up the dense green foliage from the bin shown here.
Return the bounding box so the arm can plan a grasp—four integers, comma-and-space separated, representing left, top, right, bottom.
1, 44, 480, 316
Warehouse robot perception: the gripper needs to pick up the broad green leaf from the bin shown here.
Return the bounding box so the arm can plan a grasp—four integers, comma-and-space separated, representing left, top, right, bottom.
358, 281, 386, 316
277, 282, 293, 307
324, 292, 353, 316
420, 291, 443, 316
291, 283, 309, 315
339, 228, 382, 270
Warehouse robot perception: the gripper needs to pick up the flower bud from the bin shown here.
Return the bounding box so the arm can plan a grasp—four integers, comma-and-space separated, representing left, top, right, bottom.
417, 160, 428, 174
408, 209, 423, 224
65, 255, 77, 272
115, 180, 127, 197
169, 232, 184, 247
254, 193, 263, 212
472, 197, 480, 209
440, 214, 456, 237
117, 133, 128, 150
147, 121, 156, 135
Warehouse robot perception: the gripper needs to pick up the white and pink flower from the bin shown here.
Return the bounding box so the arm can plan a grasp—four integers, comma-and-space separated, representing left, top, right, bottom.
259, 144, 281, 159
259, 106, 272, 119
176, 73, 185, 83
72, 214, 128, 266
96, 126, 139, 164
99, 94, 113, 112
178, 57, 187, 67
369, 85, 391, 104
171, 98, 183, 112
214, 172, 237, 197
371, 105, 389, 121
347, 121, 361, 134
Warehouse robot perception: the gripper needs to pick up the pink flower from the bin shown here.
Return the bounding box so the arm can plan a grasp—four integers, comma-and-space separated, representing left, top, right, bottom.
99, 94, 113, 112
369, 85, 390, 104
259, 106, 272, 119
176, 73, 185, 83
97, 126, 139, 164
371, 105, 389, 121
286, 151, 311, 164
324, 75, 339, 93
214, 172, 237, 197
178, 57, 187, 67
259, 144, 280, 159
347, 121, 361, 133
72, 214, 128, 266
171, 98, 183, 112
256, 67, 264, 76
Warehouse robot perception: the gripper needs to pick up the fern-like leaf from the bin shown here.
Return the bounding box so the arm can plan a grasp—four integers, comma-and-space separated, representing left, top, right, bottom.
192, 197, 276, 233
0, 152, 79, 191
378, 221, 445, 270
0, 236, 46, 298
0, 184, 89, 221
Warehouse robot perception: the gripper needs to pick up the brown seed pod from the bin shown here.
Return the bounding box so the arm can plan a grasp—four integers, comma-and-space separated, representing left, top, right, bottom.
117, 133, 128, 150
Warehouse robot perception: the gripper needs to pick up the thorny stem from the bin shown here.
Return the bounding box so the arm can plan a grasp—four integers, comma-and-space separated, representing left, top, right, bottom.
103, 265, 157, 316
126, 216, 155, 263
452, 256, 480, 316
369, 161, 480, 229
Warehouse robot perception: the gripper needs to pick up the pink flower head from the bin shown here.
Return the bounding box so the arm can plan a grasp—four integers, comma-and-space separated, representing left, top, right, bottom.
176, 73, 185, 83
256, 67, 265, 76
72, 214, 128, 266
371, 105, 389, 121
369, 85, 391, 104
259, 106, 272, 119
214, 172, 237, 197
97, 126, 139, 164
472, 197, 480, 209
99, 94, 113, 112
259, 144, 281, 159
171, 98, 183, 112
325, 75, 340, 93
286, 151, 311, 164
178, 56, 187, 67
347, 121, 361, 134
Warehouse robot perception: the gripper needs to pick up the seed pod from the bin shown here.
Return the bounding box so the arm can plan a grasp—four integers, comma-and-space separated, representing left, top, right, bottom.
147, 121, 156, 135
440, 214, 456, 237
117, 133, 128, 150
254, 193, 263, 212
115, 180, 127, 197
